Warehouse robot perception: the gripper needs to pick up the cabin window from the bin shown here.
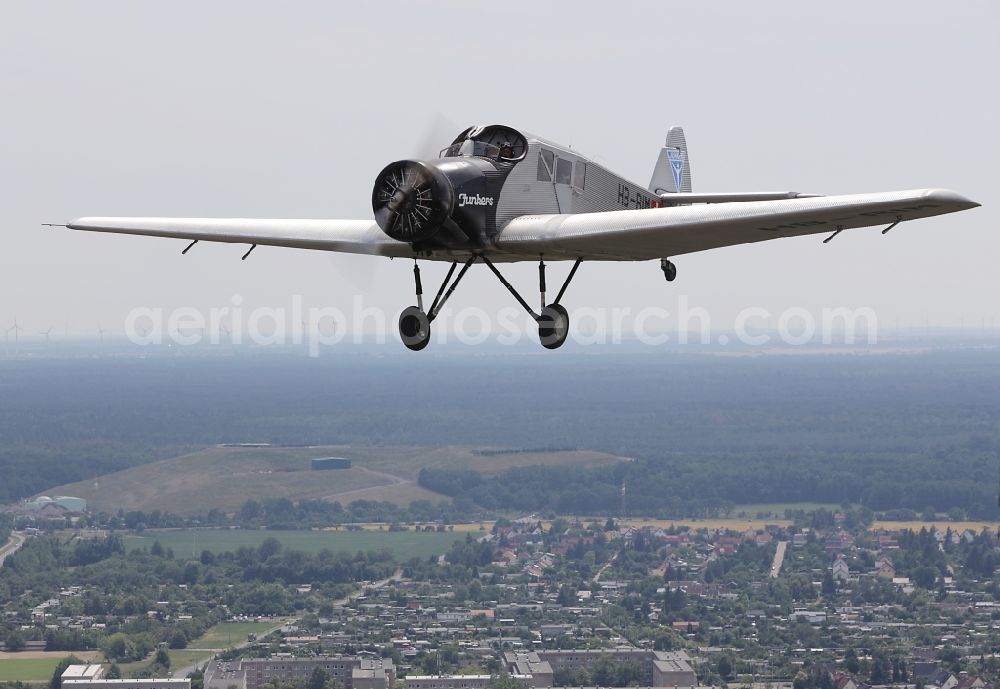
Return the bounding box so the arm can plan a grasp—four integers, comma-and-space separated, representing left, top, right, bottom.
537, 149, 554, 182
555, 157, 573, 185
573, 161, 587, 190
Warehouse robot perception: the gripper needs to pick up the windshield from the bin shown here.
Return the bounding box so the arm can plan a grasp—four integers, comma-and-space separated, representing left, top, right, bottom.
439, 140, 501, 160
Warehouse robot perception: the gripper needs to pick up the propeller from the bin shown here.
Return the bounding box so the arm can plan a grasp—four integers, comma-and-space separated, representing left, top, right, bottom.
413, 113, 460, 160
372, 160, 454, 242
327, 113, 462, 291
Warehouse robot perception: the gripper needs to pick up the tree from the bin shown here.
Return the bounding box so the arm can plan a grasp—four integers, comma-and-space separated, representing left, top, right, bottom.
665, 587, 686, 612
870, 654, 890, 684
488, 674, 528, 689
552, 669, 575, 687
50, 655, 84, 689
591, 656, 617, 686
844, 648, 860, 675
155, 648, 171, 669
912, 566, 937, 589
822, 571, 836, 597
169, 631, 189, 649
105, 666, 121, 680
258, 537, 282, 561
4, 630, 26, 652
239, 499, 262, 521
308, 668, 330, 689
102, 634, 128, 662
718, 656, 734, 680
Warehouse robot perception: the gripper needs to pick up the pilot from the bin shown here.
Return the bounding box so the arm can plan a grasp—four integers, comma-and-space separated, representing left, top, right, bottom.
499, 142, 514, 160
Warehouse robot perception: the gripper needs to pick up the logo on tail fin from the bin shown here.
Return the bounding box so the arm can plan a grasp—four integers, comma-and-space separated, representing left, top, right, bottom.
666, 148, 685, 191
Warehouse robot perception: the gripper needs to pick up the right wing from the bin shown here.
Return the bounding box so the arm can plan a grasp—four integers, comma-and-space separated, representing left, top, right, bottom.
64, 217, 413, 257
494, 188, 980, 261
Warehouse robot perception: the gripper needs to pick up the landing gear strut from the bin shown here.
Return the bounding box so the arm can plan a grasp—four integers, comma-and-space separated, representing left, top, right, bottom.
661, 258, 677, 282
398, 255, 582, 350
481, 255, 580, 350
399, 257, 477, 351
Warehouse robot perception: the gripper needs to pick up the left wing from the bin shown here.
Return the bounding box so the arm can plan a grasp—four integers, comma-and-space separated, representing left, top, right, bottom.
64, 217, 413, 257
494, 188, 979, 261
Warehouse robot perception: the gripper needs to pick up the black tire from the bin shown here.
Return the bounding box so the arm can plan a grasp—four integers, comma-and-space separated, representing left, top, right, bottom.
399, 306, 431, 351
538, 303, 570, 350
663, 260, 677, 282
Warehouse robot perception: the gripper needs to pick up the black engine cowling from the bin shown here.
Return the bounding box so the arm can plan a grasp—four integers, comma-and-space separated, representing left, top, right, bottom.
371, 160, 455, 243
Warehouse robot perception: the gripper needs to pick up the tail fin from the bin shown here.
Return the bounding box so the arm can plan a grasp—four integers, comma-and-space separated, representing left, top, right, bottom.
649, 126, 692, 194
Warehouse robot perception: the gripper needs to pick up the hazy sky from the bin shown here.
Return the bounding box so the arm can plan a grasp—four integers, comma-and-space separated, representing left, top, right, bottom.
1, 1, 996, 339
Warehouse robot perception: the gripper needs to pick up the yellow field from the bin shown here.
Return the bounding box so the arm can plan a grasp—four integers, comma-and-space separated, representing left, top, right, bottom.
873, 520, 998, 532
621, 517, 997, 533
441, 516, 995, 535
621, 517, 792, 530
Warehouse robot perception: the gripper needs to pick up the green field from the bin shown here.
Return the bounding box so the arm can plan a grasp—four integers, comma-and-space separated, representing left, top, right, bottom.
112, 622, 290, 678
167, 649, 215, 671
125, 528, 484, 559
115, 650, 210, 678
0, 658, 64, 682
193, 620, 287, 649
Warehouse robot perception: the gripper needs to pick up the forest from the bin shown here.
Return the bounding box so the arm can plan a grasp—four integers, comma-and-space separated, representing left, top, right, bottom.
1, 347, 998, 517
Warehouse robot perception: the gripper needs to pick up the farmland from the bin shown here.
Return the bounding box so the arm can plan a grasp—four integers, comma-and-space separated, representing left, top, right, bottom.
43, 445, 624, 516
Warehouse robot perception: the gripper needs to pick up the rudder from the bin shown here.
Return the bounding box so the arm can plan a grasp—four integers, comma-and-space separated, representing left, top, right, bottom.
649, 126, 692, 194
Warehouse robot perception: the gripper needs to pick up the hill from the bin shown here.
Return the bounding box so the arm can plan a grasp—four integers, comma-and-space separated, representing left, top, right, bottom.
42, 445, 624, 515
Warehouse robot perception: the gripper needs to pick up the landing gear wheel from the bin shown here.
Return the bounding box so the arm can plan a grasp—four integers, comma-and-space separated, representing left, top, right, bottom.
538, 304, 570, 350
399, 306, 431, 351
661, 259, 677, 282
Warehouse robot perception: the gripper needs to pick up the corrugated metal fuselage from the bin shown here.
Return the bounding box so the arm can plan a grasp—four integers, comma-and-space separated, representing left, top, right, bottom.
426, 135, 661, 261
495, 138, 661, 228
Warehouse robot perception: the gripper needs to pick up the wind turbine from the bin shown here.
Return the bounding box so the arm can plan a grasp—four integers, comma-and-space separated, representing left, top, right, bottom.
96, 322, 106, 345
39, 326, 53, 343
9, 318, 21, 346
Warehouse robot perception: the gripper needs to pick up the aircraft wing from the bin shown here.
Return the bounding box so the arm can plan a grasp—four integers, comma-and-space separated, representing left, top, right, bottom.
63, 217, 413, 257
494, 189, 979, 261
63, 189, 978, 263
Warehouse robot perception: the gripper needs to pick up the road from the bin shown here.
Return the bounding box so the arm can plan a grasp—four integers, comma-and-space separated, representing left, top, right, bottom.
322, 466, 411, 502
770, 540, 788, 578
171, 569, 402, 679
592, 549, 620, 583
0, 532, 26, 568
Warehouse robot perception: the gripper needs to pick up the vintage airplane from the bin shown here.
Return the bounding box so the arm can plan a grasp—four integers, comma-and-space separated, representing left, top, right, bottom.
57, 124, 979, 350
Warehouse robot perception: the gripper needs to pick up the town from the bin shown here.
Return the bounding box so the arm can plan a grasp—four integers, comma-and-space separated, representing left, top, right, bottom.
3, 504, 999, 689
